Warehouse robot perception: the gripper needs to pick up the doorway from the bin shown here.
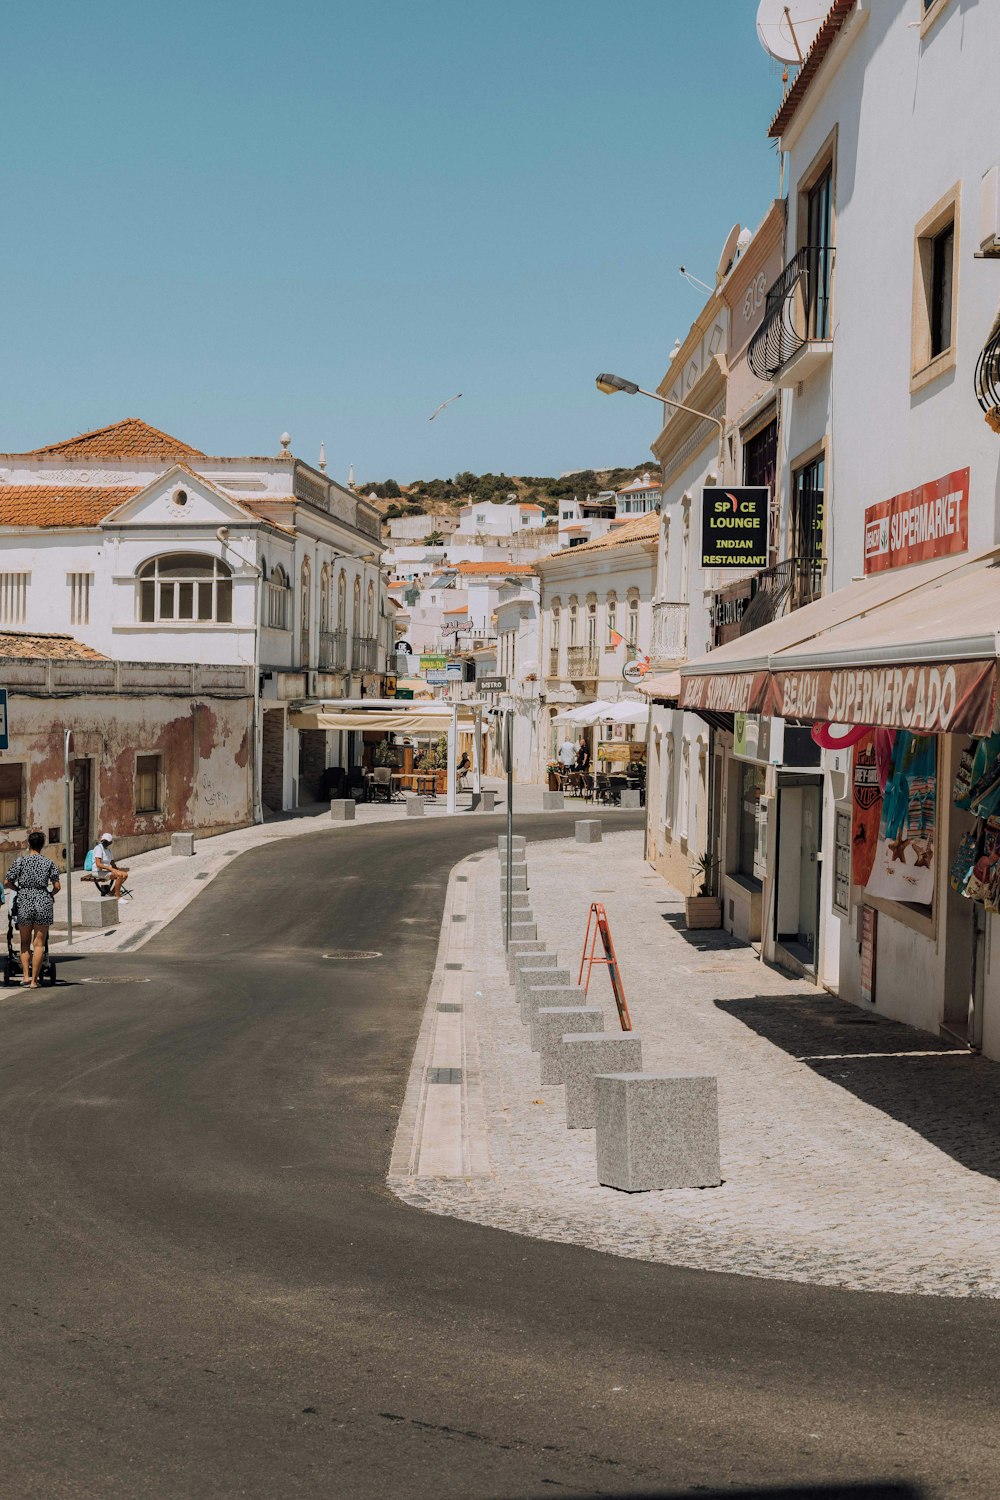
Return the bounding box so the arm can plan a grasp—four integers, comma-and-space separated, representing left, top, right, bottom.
72, 758, 92, 869
774, 775, 823, 973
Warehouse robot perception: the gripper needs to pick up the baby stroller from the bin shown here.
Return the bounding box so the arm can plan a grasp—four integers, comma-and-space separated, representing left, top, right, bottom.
2, 890, 57, 987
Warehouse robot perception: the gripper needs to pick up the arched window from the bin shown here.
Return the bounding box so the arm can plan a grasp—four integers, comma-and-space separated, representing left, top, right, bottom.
352, 576, 362, 637
366, 580, 375, 638
606, 592, 617, 645
627, 591, 639, 646
568, 596, 578, 647
300, 558, 311, 663
337, 569, 347, 629
137, 553, 232, 624
586, 601, 597, 656
267, 564, 291, 630
319, 562, 330, 634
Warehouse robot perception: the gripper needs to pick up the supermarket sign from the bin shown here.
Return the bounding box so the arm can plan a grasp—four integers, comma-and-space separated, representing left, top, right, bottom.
863, 467, 969, 574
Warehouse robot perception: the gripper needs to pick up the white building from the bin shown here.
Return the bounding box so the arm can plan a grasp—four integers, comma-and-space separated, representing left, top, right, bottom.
491, 575, 542, 783
0, 417, 390, 816
453, 499, 546, 539
556, 493, 616, 549
615, 472, 662, 517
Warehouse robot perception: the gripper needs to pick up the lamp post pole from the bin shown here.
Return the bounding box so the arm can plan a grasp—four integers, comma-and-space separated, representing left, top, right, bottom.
63, 729, 74, 947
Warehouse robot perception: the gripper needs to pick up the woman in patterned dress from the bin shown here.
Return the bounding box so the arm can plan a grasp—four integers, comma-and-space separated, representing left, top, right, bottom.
4, 830, 61, 989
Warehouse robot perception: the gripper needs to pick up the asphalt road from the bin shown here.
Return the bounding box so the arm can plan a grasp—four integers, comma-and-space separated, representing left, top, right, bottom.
0, 814, 997, 1500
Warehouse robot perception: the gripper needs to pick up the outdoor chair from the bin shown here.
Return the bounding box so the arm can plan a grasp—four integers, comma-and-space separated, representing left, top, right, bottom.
372, 767, 396, 803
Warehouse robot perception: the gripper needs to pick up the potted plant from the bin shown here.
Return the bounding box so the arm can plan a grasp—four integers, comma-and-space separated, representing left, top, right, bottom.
546, 759, 561, 791
374, 740, 399, 769
685, 851, 722, 929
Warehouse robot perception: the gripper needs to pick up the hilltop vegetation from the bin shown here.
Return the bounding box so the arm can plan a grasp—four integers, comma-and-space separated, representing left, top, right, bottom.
359, 462, 655, 520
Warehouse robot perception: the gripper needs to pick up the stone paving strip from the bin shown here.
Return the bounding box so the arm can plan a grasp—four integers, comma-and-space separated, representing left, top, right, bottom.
389, 829, 1000, 1298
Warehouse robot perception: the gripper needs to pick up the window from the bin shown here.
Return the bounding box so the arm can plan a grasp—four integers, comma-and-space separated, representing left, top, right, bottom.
920, 0, 954, 37
366, 581, 375, 637
300, 558, 311, 661
68, 572, 92, 626
568, 599, 578, 647
627, 594, 639, 646
804, 166, 833, 339
791, 454, 825, 565
739, 764, 765, 884
337, 570, 347, 628
0, 763, 23, 827
0, 574, 29, 625
319, 563, 330, 634
912, 185, 960, 389
606, 593, 617, 645
137, 554, 232, 624
833, 807, 852, 916
135, 754, 161, 814
743, 410, 779, 565
586, 603, 597, 656
352, 576, 362, 632
267, 564, 291, 630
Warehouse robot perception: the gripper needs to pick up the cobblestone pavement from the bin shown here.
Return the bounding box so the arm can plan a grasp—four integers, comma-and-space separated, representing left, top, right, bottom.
391, 829, 1000, 1298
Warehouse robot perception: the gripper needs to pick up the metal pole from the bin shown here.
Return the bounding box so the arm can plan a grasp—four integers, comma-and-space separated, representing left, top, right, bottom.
446, 703, 458, 815
472, 706, 482, 797
505, 709, 513, 951
63, 729, 73, 947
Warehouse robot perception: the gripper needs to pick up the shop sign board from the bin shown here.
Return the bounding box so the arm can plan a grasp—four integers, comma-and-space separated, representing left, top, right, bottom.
446, 661, 464, 680
396, 640, 413, 654
712, 578, 753, 646
420, 654, 447, 672
479, 676, 506, 692
622, 659, 650, 685
733, 713, 785, 766
701, 486, 769, 569
863, 467, 969, 575
850, 730, 882, 889
0, 689, 7, 750
424, 669, 449, 685
771, 659, 995, 735
679, 669, 770, 715
384, 673, 397, 697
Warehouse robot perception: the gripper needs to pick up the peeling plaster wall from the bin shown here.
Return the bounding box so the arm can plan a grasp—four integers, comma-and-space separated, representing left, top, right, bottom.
0, 690, 253, 874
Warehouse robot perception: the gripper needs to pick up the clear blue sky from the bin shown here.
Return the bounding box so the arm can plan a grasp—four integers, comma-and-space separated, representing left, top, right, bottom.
3, 1, 783, 483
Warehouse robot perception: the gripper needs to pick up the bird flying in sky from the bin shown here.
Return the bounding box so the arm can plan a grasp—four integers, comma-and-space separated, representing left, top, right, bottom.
429, 393, 462, 421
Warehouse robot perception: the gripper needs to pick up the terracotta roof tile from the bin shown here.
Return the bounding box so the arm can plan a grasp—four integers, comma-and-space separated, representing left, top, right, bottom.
455, 561, 536, 575
537, 511, 658, 561
17, 418, 205, 460
0, 486, 142, 528
768, 0, 856, 140
0, 631, 107, 660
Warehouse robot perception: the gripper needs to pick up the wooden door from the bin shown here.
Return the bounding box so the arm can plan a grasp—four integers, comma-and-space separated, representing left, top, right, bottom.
72, 759, 91, 869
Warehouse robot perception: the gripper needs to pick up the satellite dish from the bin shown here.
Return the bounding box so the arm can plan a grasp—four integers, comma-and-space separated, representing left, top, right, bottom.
716, 223, 742, 283
756, 0, 823, 64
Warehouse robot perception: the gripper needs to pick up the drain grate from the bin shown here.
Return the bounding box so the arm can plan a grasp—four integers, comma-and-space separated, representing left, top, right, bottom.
322, 949, 382, 960
426, 1067, 462, 1084
444, 962, 462, 970
79, 976, 151, 985
437, 1003, 462, 1013
451, 914, 466, 923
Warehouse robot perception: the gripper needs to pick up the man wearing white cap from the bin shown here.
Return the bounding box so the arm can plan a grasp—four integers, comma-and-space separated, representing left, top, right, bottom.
91, 833, 129, 898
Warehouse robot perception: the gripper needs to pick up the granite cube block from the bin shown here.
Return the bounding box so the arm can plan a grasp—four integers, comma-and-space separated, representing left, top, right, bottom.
575, 819, 602, 844
329, 799, 356, 821
619, 789, 642, 809
500, 875, 529, 894
497, 835, 527, 857
535, 1007, 603, 1069
595, 1074, 721, 1192
542, 792, 564, 811
500, 892, 531, 911
516, 966, 571, 1014
527, 985, 588, 1040
508, 921, 537, 943
406, 797, 425, 817
478, 790, 497, 812
170, 832, 195, 857
80, 896, 120, 928
506, 942, 548, 979
562, 1034, 643, 1128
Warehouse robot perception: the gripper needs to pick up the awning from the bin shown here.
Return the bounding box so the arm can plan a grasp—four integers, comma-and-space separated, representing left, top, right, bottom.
679, 546, 1000, 735
554, 699, 649, 727
288, 698, 482, 734
638, 670, 681, 703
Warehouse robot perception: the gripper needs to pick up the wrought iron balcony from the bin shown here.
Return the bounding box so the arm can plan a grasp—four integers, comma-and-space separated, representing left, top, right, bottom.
747, 246, 835, 384
319, 627, 348, 672
566, 646, 599, 680
650, 601, 688, 663
975, 319, 1000, 432
351, 635, 379, 672
738, 557, 826, 637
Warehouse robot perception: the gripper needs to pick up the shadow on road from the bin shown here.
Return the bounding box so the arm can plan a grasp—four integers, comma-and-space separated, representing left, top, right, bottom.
659, 910, 750, 953
548, 1484, 923, 1499
717, 989, 1000, 1182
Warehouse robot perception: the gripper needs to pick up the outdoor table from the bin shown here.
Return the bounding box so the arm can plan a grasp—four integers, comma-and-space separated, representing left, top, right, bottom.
414, 771, 438, 799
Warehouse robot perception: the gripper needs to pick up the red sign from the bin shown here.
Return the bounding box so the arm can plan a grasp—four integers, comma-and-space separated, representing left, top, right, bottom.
771, 659, 996, 735
850, 731, 881, 888
863, 467, 969, 574
679, 670, 771, 716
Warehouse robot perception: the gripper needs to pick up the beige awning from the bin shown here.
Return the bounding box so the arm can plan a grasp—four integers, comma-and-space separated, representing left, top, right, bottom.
638, 671, 681, 702
288, 698, 482, 734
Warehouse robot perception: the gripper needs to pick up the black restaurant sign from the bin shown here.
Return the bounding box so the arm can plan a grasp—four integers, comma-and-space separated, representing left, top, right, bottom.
701, 486, 768, 569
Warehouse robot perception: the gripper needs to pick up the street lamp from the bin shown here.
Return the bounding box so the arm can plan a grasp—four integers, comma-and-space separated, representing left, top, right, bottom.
595, 372, 725, 444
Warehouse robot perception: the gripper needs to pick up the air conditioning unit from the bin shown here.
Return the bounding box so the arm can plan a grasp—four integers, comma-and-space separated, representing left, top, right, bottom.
979, 166, 1000, 257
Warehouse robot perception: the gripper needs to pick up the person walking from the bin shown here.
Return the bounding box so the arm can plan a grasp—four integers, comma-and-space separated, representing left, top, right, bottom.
91, 833, 130, 898
4, 830, 60, 989
558, 735, 577, 772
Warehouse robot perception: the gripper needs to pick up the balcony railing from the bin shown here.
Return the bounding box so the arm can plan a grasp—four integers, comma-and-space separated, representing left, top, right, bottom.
738, 557, 826, 636
747, 246, 835, 382
319, 627, 348, 671
650, 601, 688, 663
566, 646, 599, 680
548, 646, 561, 677
975, 320, 1000, 432
351, 635, 378, 672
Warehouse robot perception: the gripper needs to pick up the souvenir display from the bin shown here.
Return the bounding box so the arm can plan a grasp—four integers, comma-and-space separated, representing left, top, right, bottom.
949, 735, 1000, 909
865, 732, 936, 907
850, 730, 882, 888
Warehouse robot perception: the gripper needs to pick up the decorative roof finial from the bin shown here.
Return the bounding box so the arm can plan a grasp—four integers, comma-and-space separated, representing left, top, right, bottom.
280, 431, 291, 453
319, 442, 327, 472
348, 463, 356, 489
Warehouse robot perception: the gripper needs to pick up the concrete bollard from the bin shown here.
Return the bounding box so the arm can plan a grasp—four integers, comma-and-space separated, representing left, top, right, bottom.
562, 1034, 643, 1128
406, 797, 425, 817
499, 859, 528, 880
497, 835, 527, 858
500, 875, 529, 894
535, 1007, 604, 1071
619, 789, 642, 810
575, 819, 602, 844
595, 1074, 722, 1191
542, 791, 564, 811
479, 790, 497, 812
506, 941, 548, 979
509, 949, 557, 985
330, 799, 356, 822
170, 832, 195, 857
500, 892, 531, 912
80, 896, 120, 929
516, 965, 571, 1014
526, 983, 587, 1034
508, 921, 538, 944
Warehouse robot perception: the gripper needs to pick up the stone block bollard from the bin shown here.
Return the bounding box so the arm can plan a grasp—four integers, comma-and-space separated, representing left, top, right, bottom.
80, 896, 120, 929
594, 1074, 721, 1192
170, 832, 195, 857
500, 891, 531, 912
562, 1034, 643, 1128
535, 1007, 604, 1072
507, 920, 537, 944
406, 797, 425, 817
500, 874, 529, 894
497, 835, 527, 858
575, 819, 602, 844
619, 789, 642, 810
330, 799, 356, 822
516, 966, 571, 1015
506, 941, 548, 980
527, 984, 588, 1038
542, 791, 564, 811
509, 950, 557, 987
479, 790, 497, 812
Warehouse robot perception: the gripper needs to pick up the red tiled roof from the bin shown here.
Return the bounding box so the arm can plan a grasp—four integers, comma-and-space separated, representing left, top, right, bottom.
0, 485, 142, 528
16, 417, 205, 460
0, 631, 107, 660
455, 561, 536, 575
768, 0, 857, 140
537, 511, 659, 562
